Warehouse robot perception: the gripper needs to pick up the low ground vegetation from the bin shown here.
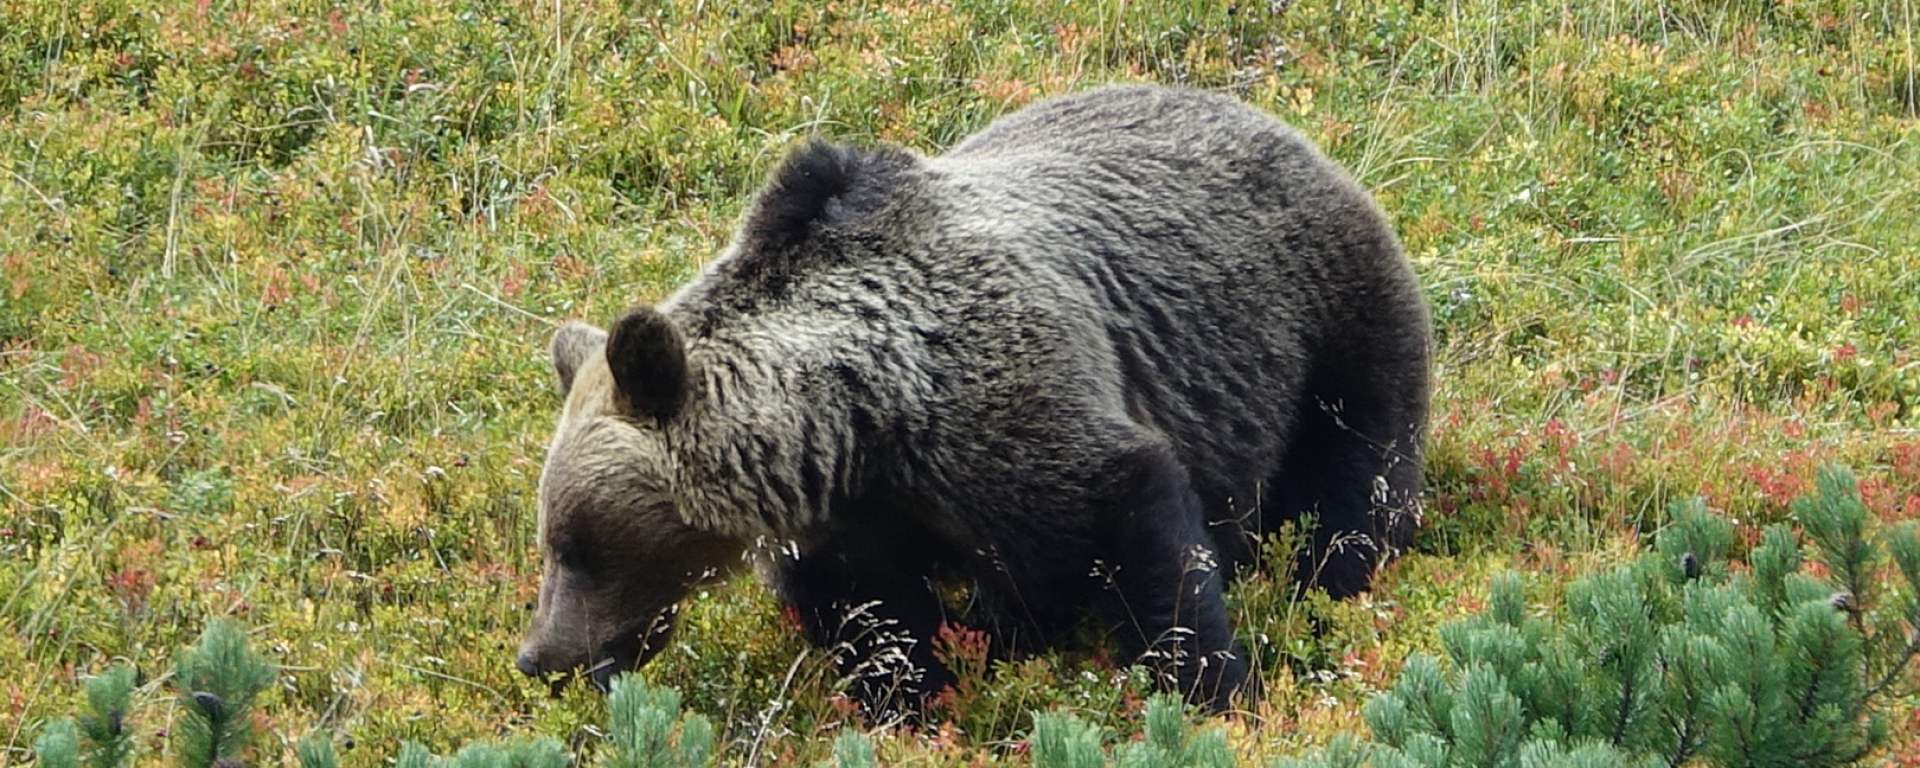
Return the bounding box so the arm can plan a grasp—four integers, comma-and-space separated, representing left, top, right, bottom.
4, 0, 1918, 764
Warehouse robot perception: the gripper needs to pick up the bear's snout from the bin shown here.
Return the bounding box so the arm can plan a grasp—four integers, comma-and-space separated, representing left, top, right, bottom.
514, 646, 543, 677
513, 634, 561, 678
513, 617, 668, 691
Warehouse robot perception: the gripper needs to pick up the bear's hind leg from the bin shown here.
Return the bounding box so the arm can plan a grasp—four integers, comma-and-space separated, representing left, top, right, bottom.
1272, 343, 1428, 599
1094, 442, 1250, 711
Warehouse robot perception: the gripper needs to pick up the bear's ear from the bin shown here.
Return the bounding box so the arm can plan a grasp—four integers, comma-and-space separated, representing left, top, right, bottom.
550, 321, 608, 396
605, 306, 689, 423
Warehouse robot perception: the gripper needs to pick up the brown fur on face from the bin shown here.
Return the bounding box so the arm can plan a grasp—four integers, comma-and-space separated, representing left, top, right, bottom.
515, 322, 744, 688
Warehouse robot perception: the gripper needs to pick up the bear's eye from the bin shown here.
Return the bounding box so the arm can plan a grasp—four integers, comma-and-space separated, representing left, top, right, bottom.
549, 534, 599, 576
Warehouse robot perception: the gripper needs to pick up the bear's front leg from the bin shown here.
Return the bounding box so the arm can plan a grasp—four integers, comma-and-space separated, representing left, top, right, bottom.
1093, 441, 1249, 711
770, 520, 956, 720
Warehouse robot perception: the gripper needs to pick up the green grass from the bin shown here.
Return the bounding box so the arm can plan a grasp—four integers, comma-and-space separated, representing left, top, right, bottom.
2, 0, 1918, 764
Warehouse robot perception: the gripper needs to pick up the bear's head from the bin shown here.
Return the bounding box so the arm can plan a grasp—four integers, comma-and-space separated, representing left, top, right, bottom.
515, 310, 744, 689
516, 138, 911, 688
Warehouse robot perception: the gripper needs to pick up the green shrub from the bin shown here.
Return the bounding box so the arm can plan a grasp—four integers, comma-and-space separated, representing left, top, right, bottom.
1030, 693, 1233, 768
448, 739, 571, 768
166, 469, 235, 518
1282, 466, 1920, 768
29, 625, 720, 768
30, 637, 1221, 767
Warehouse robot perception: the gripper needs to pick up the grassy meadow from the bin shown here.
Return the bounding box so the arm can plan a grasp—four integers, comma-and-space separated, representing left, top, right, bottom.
3, 0, 1919, 764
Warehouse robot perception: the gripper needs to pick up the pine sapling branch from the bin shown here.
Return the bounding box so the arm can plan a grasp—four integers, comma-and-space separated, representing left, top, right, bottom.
1665, 716, 1696, 768
79, 664, 136, 768
296, 733, 339, 768
831, 730, 877, 768
34, 718, 81, 768
394, 742, 439, 768
1865, 630, 1920, 701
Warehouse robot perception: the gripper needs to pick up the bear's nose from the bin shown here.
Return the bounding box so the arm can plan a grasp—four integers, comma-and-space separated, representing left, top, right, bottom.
515, 648, 542, 677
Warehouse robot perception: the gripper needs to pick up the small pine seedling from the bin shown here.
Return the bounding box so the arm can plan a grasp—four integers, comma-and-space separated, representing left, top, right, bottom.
395, 741, 441, 768
445, 738, 569, 768
34, 718, 82, 768
32, 665, 138, 768
606, 673, 715, 768
296, 733, 339, 768
1030, 710, 1107, 768
1115, 695, 1234, 768
79, 665, 137, 768
829, 729, 878, 768
173, 618, 277, 768
1029, 697, 1234, 768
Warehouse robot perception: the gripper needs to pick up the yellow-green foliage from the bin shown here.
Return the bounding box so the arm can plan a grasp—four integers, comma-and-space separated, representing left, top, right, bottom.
3, 0, 1917, 764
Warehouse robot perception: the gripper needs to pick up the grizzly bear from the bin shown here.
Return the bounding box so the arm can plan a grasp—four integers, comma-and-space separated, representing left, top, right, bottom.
514, 84, 1431, 714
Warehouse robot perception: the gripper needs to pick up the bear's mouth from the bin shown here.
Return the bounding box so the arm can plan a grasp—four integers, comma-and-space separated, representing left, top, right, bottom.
580, 651, 635, 693
544, 614, 678, 697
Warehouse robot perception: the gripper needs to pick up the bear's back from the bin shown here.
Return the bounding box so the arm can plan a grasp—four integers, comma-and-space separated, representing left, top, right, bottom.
944, 84, 1297, 162
926, 85, 1420, 509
